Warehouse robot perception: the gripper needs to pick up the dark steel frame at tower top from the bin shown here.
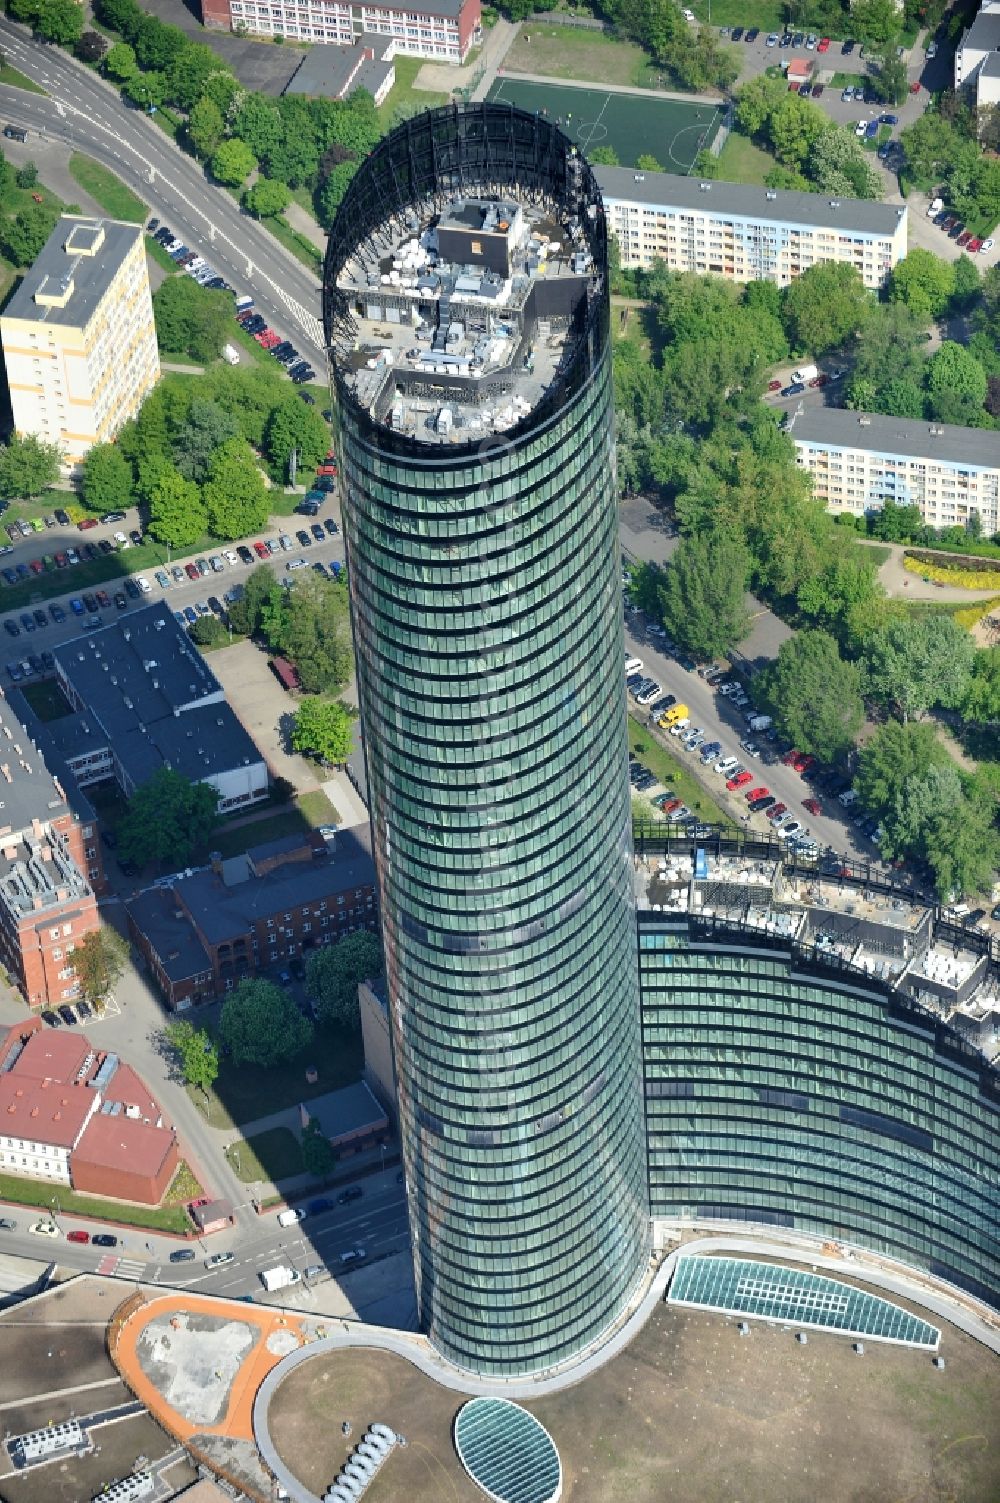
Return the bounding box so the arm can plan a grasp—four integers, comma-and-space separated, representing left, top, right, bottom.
323, 103, 649, 1378
323, 101, 608, 458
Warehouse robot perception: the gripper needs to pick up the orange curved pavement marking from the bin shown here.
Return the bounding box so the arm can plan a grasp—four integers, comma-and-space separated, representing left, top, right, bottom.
112, 1292, 309, 1442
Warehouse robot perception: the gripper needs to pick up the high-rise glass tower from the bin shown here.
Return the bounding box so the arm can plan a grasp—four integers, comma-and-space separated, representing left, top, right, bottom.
323, 104, 649, 1376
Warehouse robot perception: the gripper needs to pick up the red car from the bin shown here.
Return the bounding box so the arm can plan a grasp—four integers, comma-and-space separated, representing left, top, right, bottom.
803, 797, 822, 816
29, 558, 43, 575
95, 589, 111, 608
253, 540, 271, 559
66, 1229, 90, 1244
317, 463, 338, 476
661, 798, 682, 815
808, 374, 828, 388
796, 754, 815, 775
782, 749, 801, 766
727, 770, 753, 790
77, 517, 98, 531
185, 562, 200, 581
766, 802, 787, 821
788, 80, 801, 91
54, 552, 67, 568
747, 786, 769, 802
817, 36, 830, 51
957, 231, 972, 248
767, 379, 782, 392
909, 80, 921, 93
968, 237, 983, 253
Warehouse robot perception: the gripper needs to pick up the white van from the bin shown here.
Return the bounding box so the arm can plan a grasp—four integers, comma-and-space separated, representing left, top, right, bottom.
277, 1208, 305, 1228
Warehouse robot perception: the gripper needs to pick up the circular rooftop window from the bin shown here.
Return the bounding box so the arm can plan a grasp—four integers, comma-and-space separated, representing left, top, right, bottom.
454, 1397, 561, 1503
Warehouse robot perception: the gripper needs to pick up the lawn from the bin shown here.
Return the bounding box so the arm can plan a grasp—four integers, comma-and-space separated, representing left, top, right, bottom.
269, 212, 323, 274
628, 714, 735, 827
145, 235, 180, 274
0, 1170, 193, 1233
830, 71, 868, 88
714, 132, 777, 188
689, 0, 785, 29
189, 1024, 365, 1130
68, 154, 146, 223
377, 55, 449, 130
0, 63, 47, 95
505, 25, 653, 89
209, 789, 340, 861
227, 1127, 304, 1184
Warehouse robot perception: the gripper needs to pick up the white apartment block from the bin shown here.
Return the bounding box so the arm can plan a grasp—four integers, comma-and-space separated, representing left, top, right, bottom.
955, 0, 1000, 106
595, 166, 908, 290
0, 218, 159, 465
789, 409, 1000, 534
205, 0, 481, 61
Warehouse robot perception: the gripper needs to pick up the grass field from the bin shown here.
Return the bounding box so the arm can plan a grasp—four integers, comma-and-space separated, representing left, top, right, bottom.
505, 25, 653, 89
0, 63, 46, 94
227, 1127, 303, 1184
487, 77, 722, 170
68, 154, 146, 222
190, 1024, 364, 1131
714, 132, 776, 187
628, 714, 734, 827
0, 1169, 193, 1233
378, 54, 449, 129
210, 789, 340, 862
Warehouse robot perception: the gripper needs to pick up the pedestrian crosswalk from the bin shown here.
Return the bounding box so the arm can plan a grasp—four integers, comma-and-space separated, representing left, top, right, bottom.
115, 1258, 148, 1281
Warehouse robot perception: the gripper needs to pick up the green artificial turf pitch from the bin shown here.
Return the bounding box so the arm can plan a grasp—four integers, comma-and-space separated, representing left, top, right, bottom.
487, 76, 723, 171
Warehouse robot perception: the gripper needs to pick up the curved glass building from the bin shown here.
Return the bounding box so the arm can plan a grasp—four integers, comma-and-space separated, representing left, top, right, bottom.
323, 105, 649, 1376
635, 833, 1000, 1309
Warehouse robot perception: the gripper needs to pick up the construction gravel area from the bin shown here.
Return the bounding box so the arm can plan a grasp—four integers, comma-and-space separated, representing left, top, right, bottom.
135, 1312, 258, 1428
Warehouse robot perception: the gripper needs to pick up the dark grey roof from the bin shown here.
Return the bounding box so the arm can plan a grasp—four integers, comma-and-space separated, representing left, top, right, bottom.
0, 696, 71, 839
963, 12, 1000, 53
3, 218, 143, 330
178, 827, 376, 945
126, 888, 212, 982
4, 690, 100, 833
789, 407, 1000, 470
593, 164, 907, 238
357, 59, 395, 96
980, 50, 1000, 78
53, 603, 263, 787
285, 44, 366, 99
305, 1080, 387, 1141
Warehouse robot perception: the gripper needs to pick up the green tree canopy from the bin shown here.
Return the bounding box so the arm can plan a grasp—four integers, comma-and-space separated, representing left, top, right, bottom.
202, 437, 271, 539
656, 528, 751, 660
757, 629, 864, 761
0, 433, 62, 499
71, 927, 129, 1008
147, 467, 207, 549
210, 137, 257, 187
962, 646, 1000, 723
152, 277, 231, 363
263, 398, 330, 474
304, 931, 383, 1029
862, 614, 976, 720
218, 978, 313, 1067
103, 40, 138, 80
186, 96, 225, 159
808, 124, 883, 199
301, 1117, 334, 1177
781, 262, 871, 355
1, 204, 58, 267
227, 563, 281, 637
174, 399, 240, 484
36, 0, 84, 44
242, 176, 291, 219
164, 1018, 219, 1099
925, 340, 988, 417
855, 720, 951, 815
260, 571, 353, 692
117, 766, 219, 869
889, 248, 957, 319
291, 697, 357, 765
80, 443, 132, 516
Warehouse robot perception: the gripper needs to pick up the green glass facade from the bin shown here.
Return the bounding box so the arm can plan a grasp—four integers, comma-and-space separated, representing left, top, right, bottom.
639, 911, 1000, 1309
324, 106, 649, 1376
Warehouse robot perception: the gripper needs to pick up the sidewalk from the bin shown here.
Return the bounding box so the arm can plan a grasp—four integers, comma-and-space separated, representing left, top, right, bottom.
498, 67, 724, 103
415, 15, 518, 98
858, 538, 1000, 601
284, 199, 327, 253
321, 769, 368, 829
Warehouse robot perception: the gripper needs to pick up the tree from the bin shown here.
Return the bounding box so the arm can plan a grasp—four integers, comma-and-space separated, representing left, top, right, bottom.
808, 124, 883, 199
75, 29, 108, 63
889, 248, 957, 320
862, 614, 975, 720
71, 927, 129, 1008
218, 978, 313, 1067
851, 0, 902, 48
1, 204, 58, 267
768, 93, 828, 169
304, 931, 382, 1030
796, 550, 883, 638
134, 14, 187, 70
186, 96, 225, 160
152, 277, 230, 364
757, 630, 864, 760
898, 111, 962, 187
174, 399, 240, 483
963, 646, 1000, 722
314, 160, 359, 226
210, 137, 257, 188
189, 614, 228, 648
122, 70, 165, 111
656, 529, 751, 660
202, 437, 270, 539
635, 153, 663, 171
950, 253, 982, 314
291, 697, 357, 765
735, 73, 789, 137
260, 571, 353, 692
242, 176, 290, 219
232, 93, 283, 161
168, 45, 235, 112
117, 766, 220, 869
227, 563, 280, 636
264, 398, 329, 474
781, 262, 871, 355
925, 340, 988, 414
147, 467, 207, 548
103, 40, 138, 81
80, 443, 132, 515
14, 161, 37, 189
948, 155, 1000, 236
855, 720, 950, 816
873, 53, 908, 105
0, 433, 62, 499
35, 0, 84, 45
164, 1018, 219, 1100
589, 146, 620, 166
301, 1117, 334, 1177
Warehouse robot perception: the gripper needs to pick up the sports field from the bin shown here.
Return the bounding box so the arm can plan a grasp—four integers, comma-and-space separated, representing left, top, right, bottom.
487, 76, 723, 172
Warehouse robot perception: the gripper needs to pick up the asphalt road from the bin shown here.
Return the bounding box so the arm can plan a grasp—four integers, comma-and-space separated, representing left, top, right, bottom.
0, 19, 325, 358
0, 502, 345, 671
0, 1176, 409, 1297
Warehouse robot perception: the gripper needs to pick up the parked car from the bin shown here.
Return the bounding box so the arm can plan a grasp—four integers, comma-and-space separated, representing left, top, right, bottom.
67, 1229, 90, 1244
169, 1248, 196, 1262
338, 1186, 364, 1205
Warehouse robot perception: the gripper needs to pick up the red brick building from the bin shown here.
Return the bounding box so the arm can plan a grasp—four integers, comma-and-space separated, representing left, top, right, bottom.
0, 1022, 179, 1205
126, 828, 378, 1008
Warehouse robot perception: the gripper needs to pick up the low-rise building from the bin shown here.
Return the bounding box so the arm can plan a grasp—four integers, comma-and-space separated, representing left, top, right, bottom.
283, 36, 395, 104
52, 603, 268, 812
788, 408, 1000, 533
0, 217, 159, 465
202, 0, 480, 62
0, 1021, 179, 1203
359, 974, 395, 1126
596, 165, 907, 289
126, 827, 378, 1008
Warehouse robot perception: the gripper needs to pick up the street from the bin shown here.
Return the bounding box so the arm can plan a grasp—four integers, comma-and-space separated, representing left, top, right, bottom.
0, 17, 325, 358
